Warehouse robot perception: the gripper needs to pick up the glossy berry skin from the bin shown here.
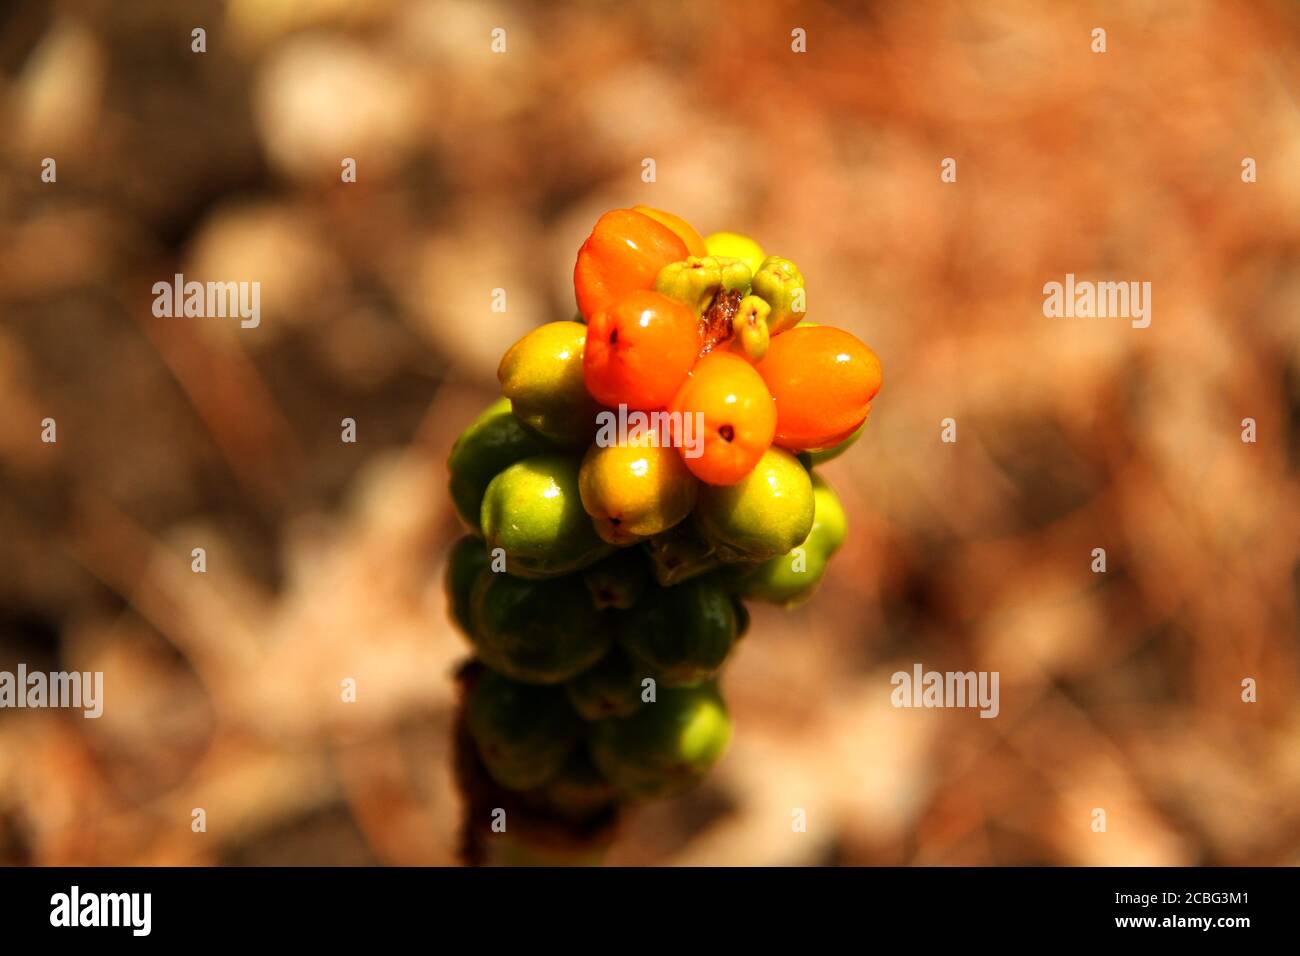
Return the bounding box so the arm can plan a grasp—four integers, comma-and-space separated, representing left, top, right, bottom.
755, 326, 882, 451
621, 574, 739, 688
738, 541, 828, 608
730, 294, 771, 362
584, 290, 700, 410
498, 321, 603, 447
467, 671, 580, 791
695, 446, 815, 562
805, 473, 849, 555
589, 682, 731, 800
579, 441, 698, 545
468, 569, 612, 684
480, 453, 614, 578
632, 206, 708, 257
447, 397, 552, 530
668, 351, 776, 486
734, 473, 848, 606
453, 208, 885, 821
574, 209, 689, 322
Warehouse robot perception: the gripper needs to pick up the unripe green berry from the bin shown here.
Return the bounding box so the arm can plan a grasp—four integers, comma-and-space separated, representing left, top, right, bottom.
696, 446, 815, 562
655, 256, 723, 317
712, 256, 753, 296
751, 256, 807, 335
733, 474, 846, 606
621, 575, 739, 688
481, 453, 614, 578
469, 570, 612, 684
498, 321, 602, 447
806, 473, 848, 555
655, 255, 753, 321
448, 398, 552, 531
737, 545, 827, 607
445, 535, 490, 636
467, 671, 580, 791
589, 682, 731, 799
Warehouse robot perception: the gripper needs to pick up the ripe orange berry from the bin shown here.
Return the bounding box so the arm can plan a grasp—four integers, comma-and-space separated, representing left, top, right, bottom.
584, 290, 700, 410
755, 326, 882, 451
574, 209, 689, 321
632, 206, 708, 257
669, 351, 776, 486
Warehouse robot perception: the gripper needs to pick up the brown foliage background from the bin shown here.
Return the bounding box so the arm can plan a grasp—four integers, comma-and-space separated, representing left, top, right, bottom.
1, 0, 1298, 865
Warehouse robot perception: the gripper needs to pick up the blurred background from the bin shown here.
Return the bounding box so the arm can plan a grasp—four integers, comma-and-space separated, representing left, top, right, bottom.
2, 0, 1299, 865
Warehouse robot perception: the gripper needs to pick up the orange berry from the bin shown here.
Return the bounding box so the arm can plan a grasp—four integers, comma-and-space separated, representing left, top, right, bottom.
632, 206, 708, 257
669, 351, 776, 485
584, 290, 700, 410
574, 209, 689, 321
755, 326, 881, 451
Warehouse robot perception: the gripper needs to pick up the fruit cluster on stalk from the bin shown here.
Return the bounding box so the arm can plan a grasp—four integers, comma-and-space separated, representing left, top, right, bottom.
446, 206, 881, 862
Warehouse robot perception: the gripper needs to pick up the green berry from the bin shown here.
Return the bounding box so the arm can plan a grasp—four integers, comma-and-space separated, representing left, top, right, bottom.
655, 256, 724, 317
448, 398, 552, 531
806, 473, 848, 555
733, 541, 827, 607
733, 474, 846, 606
713, 256, 754, 295
469, 570, 612, 684
621, 575, 739, 688
467, 671, 580, 791
564, 645, 650, 720
498, 321, 602, 447
655, 255, 754, 321
445, 534, 490, 636
589, 682, 731, 799
696, 446, 815, 562
481, 453, 614, 578
750, 256, 807, 335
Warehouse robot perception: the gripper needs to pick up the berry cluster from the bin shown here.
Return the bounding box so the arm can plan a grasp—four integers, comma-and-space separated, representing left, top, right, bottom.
446, 207, 882, 856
